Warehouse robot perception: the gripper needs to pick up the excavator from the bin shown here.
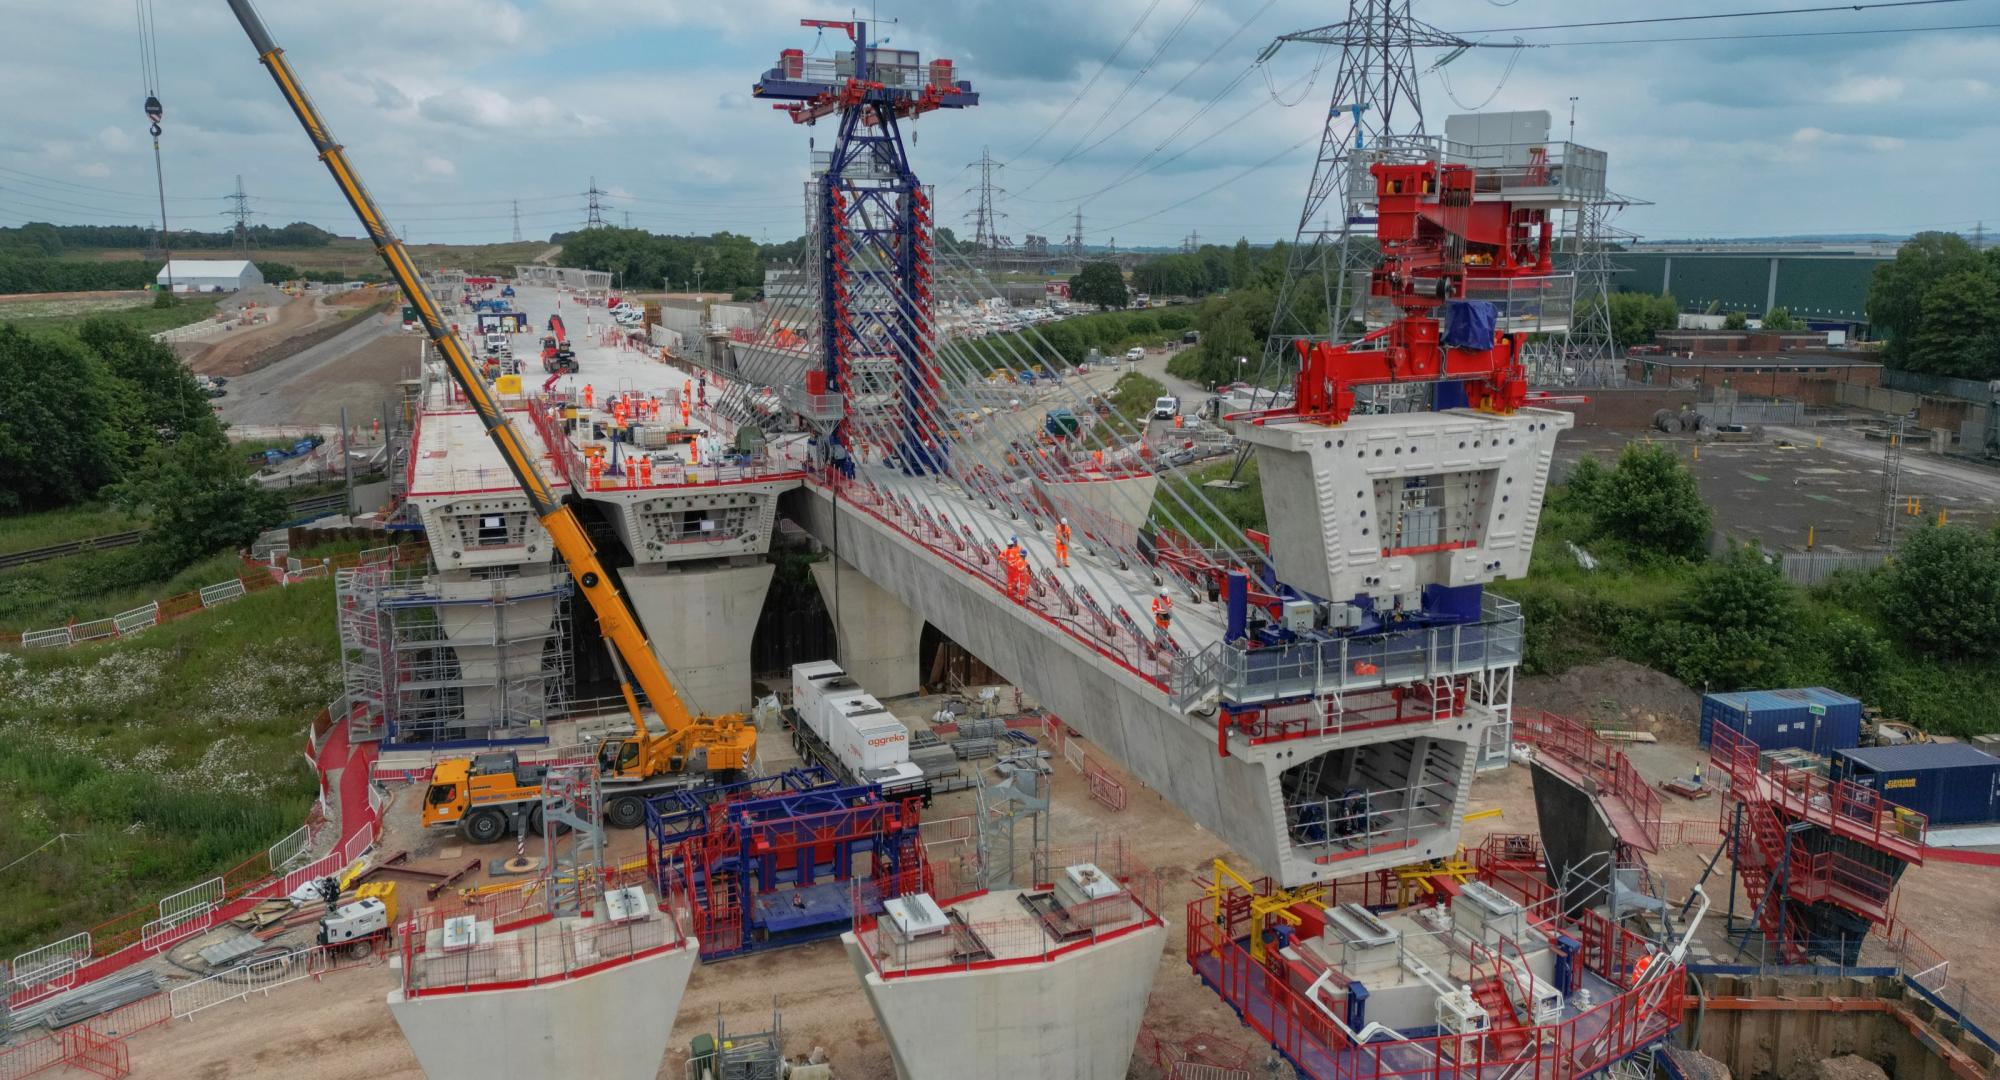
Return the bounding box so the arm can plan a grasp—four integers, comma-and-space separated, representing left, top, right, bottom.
223, 0, 756, 841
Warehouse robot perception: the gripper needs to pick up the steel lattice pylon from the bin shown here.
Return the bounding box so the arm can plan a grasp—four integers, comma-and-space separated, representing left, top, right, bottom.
755, 20, 979, 476
1257, 3, 1500, 364
1522, 190, 1649, 388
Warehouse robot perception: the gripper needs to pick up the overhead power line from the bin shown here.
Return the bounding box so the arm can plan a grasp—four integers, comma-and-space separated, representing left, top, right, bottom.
1527, 19, 2000, 46
1454, 0, 1971, 35
1008, 0, 1168, 163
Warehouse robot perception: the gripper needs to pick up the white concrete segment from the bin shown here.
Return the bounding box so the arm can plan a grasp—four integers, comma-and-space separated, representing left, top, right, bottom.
843, 892, 1166, 1080
387, 919, 696, 1080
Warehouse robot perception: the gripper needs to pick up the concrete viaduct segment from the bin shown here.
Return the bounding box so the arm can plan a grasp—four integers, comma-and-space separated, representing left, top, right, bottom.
786, 484, 1485, 887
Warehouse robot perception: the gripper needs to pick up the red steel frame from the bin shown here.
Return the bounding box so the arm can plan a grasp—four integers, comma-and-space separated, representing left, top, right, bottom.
1186, 854, 1683, 1080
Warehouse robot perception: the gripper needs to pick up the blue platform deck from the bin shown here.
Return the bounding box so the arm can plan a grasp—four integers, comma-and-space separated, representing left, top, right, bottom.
753, 880, 855, 936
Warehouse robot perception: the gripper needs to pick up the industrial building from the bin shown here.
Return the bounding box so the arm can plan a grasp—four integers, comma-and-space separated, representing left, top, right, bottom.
155, 258, 264, 292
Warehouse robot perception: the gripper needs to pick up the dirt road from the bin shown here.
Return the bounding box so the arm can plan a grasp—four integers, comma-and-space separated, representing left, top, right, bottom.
217, 316, 406, 429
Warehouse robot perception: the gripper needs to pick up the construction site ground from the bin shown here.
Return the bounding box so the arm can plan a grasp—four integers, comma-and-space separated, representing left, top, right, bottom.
82, 666, 1999, 1079
1556, 425, 2000, 552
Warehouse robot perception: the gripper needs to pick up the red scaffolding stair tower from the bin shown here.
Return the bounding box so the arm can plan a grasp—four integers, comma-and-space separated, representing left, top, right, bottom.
1709, 725, 1921, 963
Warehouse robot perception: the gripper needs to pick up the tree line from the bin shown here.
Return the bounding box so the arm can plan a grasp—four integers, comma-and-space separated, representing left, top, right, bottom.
0, 221, 338, 257
556, 228, 767, 295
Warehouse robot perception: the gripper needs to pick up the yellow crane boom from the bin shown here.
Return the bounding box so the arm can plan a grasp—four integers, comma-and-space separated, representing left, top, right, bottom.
224, 0, 751, 773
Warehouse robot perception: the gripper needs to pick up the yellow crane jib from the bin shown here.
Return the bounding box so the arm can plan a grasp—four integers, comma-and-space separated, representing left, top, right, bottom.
224, 0, 755, 786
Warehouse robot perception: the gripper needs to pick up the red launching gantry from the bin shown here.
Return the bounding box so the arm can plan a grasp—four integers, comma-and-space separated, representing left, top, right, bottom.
1284, 160, 1559, 425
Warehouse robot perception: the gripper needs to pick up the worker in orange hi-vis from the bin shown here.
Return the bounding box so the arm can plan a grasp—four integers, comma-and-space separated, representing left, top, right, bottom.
1093, 448, 1104, 471
582, 383, 594, 408
613, 400, 629, 429
1174, 414, 1184, 429
1010, 550, 1031, 601
688, 437, 700, 465
587, 453, 605, 491
1152, 588, 1173, 631
636, 455, 652, 486
1055, 518, 1072, 567
680, 398, 692, 426
1003, 537, 1023, 599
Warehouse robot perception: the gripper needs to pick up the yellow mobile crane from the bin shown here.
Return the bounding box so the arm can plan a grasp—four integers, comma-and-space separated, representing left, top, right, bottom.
223, 0, 755, 840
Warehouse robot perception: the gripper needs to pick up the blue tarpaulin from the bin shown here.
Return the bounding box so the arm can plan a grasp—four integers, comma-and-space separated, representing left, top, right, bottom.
1443, 300, 1496, 349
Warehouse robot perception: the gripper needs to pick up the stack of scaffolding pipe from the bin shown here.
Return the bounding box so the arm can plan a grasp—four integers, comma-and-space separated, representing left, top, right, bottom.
955, 716, 1007, 741
5, 969, 163, 1036
952, 737, 998, 760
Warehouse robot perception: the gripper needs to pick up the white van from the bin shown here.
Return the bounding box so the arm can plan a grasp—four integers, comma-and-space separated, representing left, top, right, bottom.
1124, 346, 1145, 363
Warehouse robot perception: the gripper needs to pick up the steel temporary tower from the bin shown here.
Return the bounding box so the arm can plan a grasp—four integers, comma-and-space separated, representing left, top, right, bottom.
754, 21, 978, 475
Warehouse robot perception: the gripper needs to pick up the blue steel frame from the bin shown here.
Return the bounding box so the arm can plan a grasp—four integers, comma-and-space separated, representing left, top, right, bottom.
753, 20, 977, 475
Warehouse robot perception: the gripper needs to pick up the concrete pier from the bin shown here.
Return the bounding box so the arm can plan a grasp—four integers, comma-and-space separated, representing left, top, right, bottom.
622, 559, 777, 713
386, 903, 697, 1080
809, 557, 923, 699
843, 885, 1166, 1080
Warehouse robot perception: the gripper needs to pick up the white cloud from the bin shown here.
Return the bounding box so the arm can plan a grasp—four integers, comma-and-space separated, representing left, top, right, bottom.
95, 126, 132, 151
421, 156, 456, 177
1792, 127, 1904, 154
77, 162, 111, 178
1826, 76, 1904, 106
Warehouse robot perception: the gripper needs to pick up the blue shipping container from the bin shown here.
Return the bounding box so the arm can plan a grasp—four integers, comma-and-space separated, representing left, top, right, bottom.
1833, 743, 2000, 826
1698, 687, 1863, 755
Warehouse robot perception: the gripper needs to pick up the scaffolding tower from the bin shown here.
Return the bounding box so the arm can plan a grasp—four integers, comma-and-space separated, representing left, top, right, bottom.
335, 561, 573, 745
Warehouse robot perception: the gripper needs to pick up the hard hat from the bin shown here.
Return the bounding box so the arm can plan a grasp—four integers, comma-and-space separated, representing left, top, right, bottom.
1010, 536, 1020, 545
1158, 587, 1169, 597
1060, 517, 1068, 524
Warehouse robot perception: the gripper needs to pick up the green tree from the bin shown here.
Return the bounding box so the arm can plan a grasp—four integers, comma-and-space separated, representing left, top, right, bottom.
1759, 306, 1802, 331
1603, 292, 1680, 347
0, 326, 125, 512
1906, 269, 2000, 378
1657, 546, 1796, 689
1070, 261, 1128, 310
114, 423, 285, 575
1578, 443, 1712, 560
1882, 524, 2000, 660
77, 318, 212, 441
1867, 231, 1988, 357
1721, 311, 1748, 331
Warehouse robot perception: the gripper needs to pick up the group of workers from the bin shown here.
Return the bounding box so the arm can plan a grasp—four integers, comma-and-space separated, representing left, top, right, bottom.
995, 520, 1175, 641
585, 446, 656, 489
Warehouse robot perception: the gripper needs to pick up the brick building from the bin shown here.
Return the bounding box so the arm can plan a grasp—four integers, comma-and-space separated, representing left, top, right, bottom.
1623, 354, 1883, 401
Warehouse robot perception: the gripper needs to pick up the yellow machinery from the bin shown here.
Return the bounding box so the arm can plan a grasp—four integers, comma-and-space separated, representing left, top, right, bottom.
1206, 857, 1328, 964
224, 0, 756, 840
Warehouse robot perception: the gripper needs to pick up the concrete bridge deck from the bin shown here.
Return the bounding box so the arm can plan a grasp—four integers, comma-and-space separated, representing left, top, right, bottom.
789, 464, 1500, 888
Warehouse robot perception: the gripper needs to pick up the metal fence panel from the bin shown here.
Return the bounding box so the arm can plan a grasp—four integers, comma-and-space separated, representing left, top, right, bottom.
267, 825, 311, 872
112, 603, 159, 637
198, 579, 246, 607
8, 932, 92, 1005
20, 627, 71, 649
170, 945, 330, 1020
68, 617, 118, 644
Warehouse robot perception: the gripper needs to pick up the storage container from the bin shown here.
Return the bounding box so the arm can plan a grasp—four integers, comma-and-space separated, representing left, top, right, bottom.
1698, 687, 1862, 755
1833, 743, 2000, 826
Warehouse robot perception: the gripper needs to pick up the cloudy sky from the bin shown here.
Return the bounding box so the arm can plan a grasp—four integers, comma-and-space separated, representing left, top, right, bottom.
3, 0, 1996, 249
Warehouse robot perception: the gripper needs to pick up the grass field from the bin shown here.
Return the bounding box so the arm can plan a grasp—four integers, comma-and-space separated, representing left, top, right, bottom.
0, 549, 252, 632
0, 575, 336, 955
0, 505, 144, 557
0, 294, 222, 337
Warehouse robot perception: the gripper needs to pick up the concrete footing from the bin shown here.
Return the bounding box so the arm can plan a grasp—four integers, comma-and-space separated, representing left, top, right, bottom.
842, 918, 1166, 1080
808, 557, 921, 699
386, 939, 697, 1080
622, 559, 775, 713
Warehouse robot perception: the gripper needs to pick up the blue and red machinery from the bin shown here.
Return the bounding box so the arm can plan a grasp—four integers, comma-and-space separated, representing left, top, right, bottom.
753, 19, 978, 476
647, 777, 929, 961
